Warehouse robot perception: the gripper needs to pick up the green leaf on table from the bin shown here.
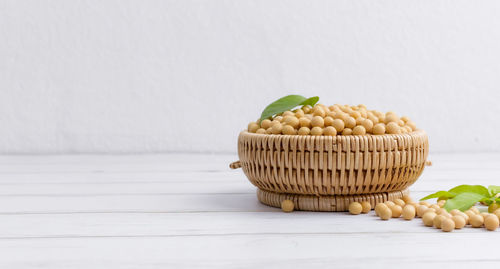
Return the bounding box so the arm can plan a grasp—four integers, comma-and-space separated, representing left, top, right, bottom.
420, 191, 454, 201
444, 192, 487, 212
259, 95, 319, 122
448, 185, 490, 197
488, 185, 500, 196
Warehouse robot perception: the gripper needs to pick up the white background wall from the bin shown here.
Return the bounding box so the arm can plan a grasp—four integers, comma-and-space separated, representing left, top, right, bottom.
1, 0, 500, 154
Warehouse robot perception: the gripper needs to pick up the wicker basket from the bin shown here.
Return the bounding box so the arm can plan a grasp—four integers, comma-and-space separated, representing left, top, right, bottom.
231, 130, 429, 211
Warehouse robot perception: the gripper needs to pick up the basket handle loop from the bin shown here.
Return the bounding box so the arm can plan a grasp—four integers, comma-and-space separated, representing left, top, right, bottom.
229, 161, 242, 169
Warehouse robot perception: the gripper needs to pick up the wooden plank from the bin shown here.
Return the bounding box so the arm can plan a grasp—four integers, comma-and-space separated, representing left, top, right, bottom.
0, 154, 237, 173
0, 167, 498, 198
0, 234, 498, 269
0, 211, 494, 239
0, 176, 498, 195
0, 193, 271, 214
0, 190, 489, 214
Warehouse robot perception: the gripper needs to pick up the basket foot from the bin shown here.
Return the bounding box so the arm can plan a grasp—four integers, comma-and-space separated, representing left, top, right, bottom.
257, 188, 410, 212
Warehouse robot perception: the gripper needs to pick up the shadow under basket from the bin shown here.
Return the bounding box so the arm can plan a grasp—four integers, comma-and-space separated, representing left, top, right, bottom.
230, 130, 429, 212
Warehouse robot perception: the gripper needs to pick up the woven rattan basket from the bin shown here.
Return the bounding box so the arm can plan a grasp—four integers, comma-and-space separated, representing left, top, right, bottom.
230, 130, 429, 211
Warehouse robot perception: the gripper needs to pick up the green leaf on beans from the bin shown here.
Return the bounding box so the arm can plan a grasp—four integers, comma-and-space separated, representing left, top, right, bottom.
444, 192, 487, 212
259, 95, 319, 122
420, 191, 454, 201
480, 197, 495, 206
300, 96, 320, 107
448, 185, 490, 197
488, 185, 500, 196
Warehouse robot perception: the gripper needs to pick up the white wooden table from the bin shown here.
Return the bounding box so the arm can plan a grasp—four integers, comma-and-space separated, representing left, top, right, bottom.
0, 153, 499, 268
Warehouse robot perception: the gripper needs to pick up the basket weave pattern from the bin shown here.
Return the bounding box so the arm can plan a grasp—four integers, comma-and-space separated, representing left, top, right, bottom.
238, 130, 429, 196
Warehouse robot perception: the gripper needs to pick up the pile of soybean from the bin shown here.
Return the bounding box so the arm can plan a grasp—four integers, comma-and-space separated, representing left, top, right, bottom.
280, 197, 500, 232
248, 104, 417, 136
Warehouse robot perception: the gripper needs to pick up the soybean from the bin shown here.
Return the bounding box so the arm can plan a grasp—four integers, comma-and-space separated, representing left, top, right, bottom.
433, 215, 446, 229
441, 218, 455, 232
416, 205, 428, 218
423, 212, 437, 227
484, 215, 499, 231
402, 205, 416, 220
470, 214, 484, 228
391, 205, 403, 218
375, 203, 389, 216
348, 202, 363, 215
281, 200, 294, 213
361, 201, 372, 213
452, 215, 466, 229
379, 207, 392, 220
394, 199, 405, 207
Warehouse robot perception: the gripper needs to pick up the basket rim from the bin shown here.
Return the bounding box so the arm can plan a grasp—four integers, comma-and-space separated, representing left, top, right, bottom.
240, 129, 426, 139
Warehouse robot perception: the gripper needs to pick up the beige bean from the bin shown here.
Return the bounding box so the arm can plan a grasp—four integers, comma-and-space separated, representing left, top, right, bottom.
281, 200, 294, 212
402, 205, 416, 220
349, 202, 363, 215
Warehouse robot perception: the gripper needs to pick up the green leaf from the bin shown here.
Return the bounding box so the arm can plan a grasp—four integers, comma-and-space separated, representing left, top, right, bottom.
480, 197, 495, 206
448, 185, 490, 197
488, 185, 500, 196
420, 191, 454, 201
444, 192, 487, 212
259, 95, 319, 122
300, 96, 320, 107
